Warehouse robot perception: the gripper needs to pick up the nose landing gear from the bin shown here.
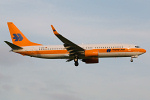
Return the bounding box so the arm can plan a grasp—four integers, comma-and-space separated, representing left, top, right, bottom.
130, 57, 133, 62
130, 55, 138, 62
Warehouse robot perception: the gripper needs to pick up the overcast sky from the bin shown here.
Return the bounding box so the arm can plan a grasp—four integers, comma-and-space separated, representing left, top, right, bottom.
0, 0, 150, 100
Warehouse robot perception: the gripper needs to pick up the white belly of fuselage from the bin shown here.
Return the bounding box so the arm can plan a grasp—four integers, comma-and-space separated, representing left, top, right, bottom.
27, 52, 142, 59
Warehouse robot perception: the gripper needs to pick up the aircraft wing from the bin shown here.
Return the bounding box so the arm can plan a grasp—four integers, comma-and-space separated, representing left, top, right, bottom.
51, 25, 85, 57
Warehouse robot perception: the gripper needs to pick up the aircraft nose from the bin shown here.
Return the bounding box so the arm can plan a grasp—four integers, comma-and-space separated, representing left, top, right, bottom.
141, 49, 146, 53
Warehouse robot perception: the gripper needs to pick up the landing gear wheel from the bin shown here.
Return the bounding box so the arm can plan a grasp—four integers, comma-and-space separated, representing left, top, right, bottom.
130, 58, 133, 62
75, 62, 79, 66
74, 56, 78, 62
74, 56, 79, 66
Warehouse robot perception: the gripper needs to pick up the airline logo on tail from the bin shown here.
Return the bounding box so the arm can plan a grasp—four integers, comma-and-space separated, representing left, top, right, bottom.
13, 33, 23, 41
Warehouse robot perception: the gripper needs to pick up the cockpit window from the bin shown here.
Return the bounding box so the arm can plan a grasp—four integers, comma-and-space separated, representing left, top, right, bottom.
135, 46, 140, 48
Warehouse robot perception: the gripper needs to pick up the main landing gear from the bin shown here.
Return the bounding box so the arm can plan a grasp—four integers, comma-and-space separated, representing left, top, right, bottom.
74, 56, 79, 66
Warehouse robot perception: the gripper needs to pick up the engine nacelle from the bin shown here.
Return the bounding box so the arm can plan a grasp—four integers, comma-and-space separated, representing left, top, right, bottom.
85, 50, 99, 57
82, 58, 99, 64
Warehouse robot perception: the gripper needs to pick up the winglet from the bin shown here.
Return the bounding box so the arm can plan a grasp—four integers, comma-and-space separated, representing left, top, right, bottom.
51, 25, 59, 35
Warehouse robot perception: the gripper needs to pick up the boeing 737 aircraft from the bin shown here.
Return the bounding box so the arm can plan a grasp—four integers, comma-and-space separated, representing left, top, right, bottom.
5, 22, 146, 66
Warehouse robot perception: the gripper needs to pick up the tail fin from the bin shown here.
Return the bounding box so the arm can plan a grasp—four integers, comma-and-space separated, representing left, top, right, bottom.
7, 22, 41, 47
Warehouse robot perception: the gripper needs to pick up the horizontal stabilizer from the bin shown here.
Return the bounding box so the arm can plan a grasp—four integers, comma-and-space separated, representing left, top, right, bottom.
4, 41, 23, 50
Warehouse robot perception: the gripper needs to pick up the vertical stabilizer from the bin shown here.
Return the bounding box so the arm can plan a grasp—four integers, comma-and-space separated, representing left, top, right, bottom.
7, 22, 41, 47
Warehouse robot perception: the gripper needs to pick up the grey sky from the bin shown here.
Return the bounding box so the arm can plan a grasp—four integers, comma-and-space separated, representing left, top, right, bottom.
0, 0, 150, 100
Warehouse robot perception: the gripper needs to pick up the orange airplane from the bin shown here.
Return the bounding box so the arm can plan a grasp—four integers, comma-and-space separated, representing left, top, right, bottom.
5, 22, 146, 66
